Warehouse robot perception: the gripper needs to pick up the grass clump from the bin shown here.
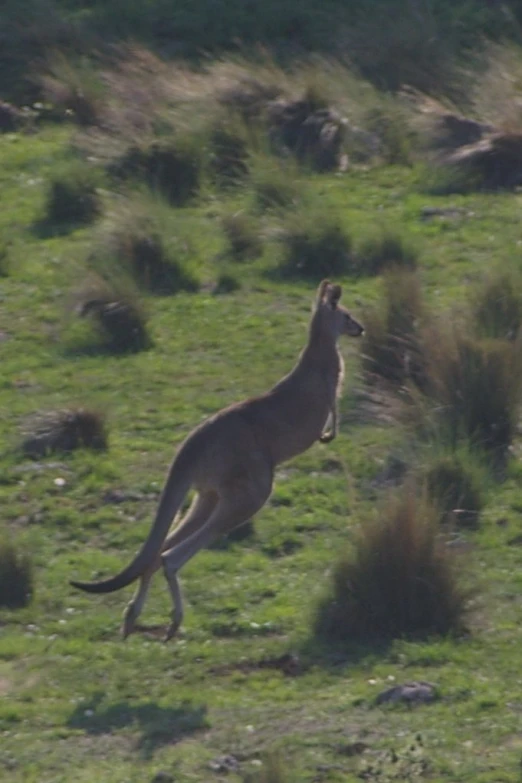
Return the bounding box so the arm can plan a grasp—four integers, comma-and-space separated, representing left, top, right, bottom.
362, 100, 414, 165
75, 278, 151, 354
361, 269, 425, 389
251, 159, 301, 212
112, 138, 202, 206
422, 448, 488, 529
243, 753, 294, 783
470, 266, 522, 341
0, 243, 10, 277
221, 212, 263, 261
421, 327, 522, 458
276, 208, 353, 280
208, 121, 250, 188
21, 407, 108, 458
315, 490, 469, 643
356, 227, 419, 276
39, 160, 102, 232
92, 203, 200, 295
213, 272, 241, 294
0, 535, 33, 609
40, 53, 106, 126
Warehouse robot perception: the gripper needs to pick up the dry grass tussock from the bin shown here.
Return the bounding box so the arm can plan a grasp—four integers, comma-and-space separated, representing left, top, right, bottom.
419, 324, 522, 457
73, 274, 151, 354
73, 47, 405, 173
242, 753, 293, 783
39, 160, 103, 231
21, 407, 108, 457
409, 45, 522, 191
421, 448, 488, 530
315, 489, 469, 643
89, 198, 200, 295
361, 269, 426, 389
470, 265, 522, 341
0, 536, 33, 609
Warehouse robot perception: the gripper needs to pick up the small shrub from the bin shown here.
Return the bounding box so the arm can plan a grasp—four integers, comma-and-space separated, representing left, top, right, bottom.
421, 327, 522, 457
0, 535, 33, 609
0, 243, 10, 276
361, 269, 426, 388
213, 272, 241, 295
314, 490, 469, 643
470, 267, 522, 340
40, 161, 102, 230
277, 210, 353, 279
21, 407, 108, 458
356, 228, 419, 276
208, 122, 250, 187
421, 163, 484, 197
221, 212, 263, 261
251, 160, 300, 212
75, 277, 151, 354
243, 753, 293, 783
93, 206, 200, 295
422, 449, 487, 529
112, 138, 202, 206
363, 101, 413, 165
40, 53, 106, 126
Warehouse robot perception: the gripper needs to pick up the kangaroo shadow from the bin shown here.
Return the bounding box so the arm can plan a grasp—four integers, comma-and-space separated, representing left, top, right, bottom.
67, 692, 208, 759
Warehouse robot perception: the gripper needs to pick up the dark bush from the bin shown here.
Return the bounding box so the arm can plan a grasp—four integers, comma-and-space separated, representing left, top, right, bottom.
356, 229, 419, 276
422, 328, 522, 457
470, 267, 522, 341
40, 161, 102, 231
221, 212, 263, 261
0, 535, 33, 609
112, 139, 202, 206
208, 124, 249, 187
423, 451, 487, 529
22, 407, 108, 457
77, 291, 151, 354
93, 210, 200, 295
315, 490, 469, 643
361, 269, 425, 388
213, 272, 241, 295
277, 212, 353, 279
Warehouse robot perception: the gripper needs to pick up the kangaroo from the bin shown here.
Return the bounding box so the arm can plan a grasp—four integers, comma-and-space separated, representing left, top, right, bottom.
70, 281, 364, 641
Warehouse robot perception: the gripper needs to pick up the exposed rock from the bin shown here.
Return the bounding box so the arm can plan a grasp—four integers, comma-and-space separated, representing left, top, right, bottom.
0, 101, 23, 132
375, 681, 437, 706
443, 132, 522, 190
209, 754, 240, 774
431, 112, 493, 150
267, 98, 347, 172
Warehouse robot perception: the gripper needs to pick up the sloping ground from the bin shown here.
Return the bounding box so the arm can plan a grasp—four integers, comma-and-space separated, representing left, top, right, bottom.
3, 49, 522, 782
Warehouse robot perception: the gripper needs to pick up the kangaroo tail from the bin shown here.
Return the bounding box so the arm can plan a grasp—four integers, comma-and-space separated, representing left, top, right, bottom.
70, 453, 193, 595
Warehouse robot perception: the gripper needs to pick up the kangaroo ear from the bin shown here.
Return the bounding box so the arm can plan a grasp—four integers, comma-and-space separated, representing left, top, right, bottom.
315, 279, 331, 306
327, 284, 342, 309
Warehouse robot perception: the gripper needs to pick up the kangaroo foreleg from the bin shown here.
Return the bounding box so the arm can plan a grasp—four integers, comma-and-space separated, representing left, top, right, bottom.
319, 404, 338, 444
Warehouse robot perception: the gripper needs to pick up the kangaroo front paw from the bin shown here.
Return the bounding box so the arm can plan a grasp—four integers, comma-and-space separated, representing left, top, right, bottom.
319, 431, 335, 444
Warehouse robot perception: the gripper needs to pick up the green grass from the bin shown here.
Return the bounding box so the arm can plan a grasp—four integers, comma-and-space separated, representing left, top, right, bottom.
5, 59, 522, 783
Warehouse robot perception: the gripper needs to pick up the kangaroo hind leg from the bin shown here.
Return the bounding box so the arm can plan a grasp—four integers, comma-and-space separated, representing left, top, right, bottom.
162, 479, 272, 641
122, 491, 217, 639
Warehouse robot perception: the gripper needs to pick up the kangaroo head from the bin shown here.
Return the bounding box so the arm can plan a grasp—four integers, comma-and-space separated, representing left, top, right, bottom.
313, 279, 364, 338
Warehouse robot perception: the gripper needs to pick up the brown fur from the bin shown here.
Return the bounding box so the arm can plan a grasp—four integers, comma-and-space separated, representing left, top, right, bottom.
70, 281, 363, 640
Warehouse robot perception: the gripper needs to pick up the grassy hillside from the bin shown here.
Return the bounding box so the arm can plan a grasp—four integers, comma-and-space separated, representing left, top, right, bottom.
3, 16, 522, 783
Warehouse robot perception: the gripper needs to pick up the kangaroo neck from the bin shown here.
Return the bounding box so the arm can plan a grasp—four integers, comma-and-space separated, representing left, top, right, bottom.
300, 324, 340, 373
